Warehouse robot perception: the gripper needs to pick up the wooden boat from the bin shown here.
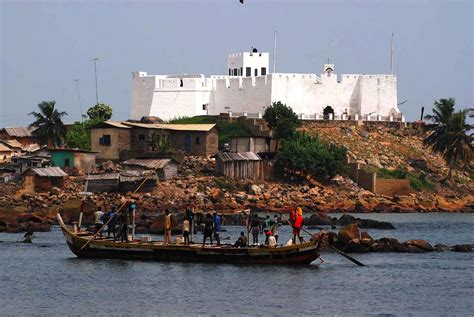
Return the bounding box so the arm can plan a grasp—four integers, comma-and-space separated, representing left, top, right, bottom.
57, 214, 321, 265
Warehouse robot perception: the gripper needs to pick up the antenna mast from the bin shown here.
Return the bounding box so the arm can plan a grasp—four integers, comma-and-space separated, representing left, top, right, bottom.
92, 58, 100, 104
390, 33, 394, 74
273, 30, 277, 73
75, 79, 84, 126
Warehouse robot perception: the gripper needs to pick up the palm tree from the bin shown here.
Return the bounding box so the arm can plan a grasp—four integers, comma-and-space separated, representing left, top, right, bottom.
424, 98, 473, 180
29, 101, 68, 148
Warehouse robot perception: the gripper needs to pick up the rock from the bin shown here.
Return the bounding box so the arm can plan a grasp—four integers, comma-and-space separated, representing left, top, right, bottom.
338, 223, 360, 246
359, 130, 369, 138
404, 239, 434, 252
345, 238, 370, 253
360, 231, 373, 241
379, 237, 408, 252
248, 184, 262, 195
305, 212, 335, 226
356, 218, 395, 230
16, 214, 45, 223
452, 244, 472, 252
434, 243, 448, 252
369, 240, 393, 252
406, 245, 425, 253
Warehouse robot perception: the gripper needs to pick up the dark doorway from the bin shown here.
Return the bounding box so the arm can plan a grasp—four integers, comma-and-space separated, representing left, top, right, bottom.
323, 106, 334, 119
184, 132, 191, 153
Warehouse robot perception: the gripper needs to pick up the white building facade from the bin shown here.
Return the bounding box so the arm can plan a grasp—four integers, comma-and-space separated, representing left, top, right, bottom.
131, 50, 401, 121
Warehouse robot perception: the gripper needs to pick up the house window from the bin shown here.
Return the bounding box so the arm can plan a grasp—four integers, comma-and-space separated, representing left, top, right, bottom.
195, 137, 200, 145
261, 67, 266, 75
246, 67, 251, 76
64, 158, 70, 167
139, 134, 145, 141
99, 135, 111, 146
254, 69, 258, 76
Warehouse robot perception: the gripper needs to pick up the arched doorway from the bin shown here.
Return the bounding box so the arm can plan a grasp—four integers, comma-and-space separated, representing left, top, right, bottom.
323, 106, 334, 119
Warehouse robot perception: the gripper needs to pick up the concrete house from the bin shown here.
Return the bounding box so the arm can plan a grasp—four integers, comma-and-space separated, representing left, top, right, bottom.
50, 148, 97, 174
90, 121, 218, 161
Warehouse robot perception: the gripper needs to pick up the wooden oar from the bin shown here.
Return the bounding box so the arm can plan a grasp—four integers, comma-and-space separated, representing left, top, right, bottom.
281, 214, 365, 267
80, 177, 148, 250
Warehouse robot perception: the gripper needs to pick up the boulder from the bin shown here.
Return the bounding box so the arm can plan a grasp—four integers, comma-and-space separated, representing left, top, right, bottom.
305, 212, 336, 226
406, 245, 425, 253
360, 231, 373, 241
452, 244, 472, 252
16, 214, 45, 223
345, 238, 370, 253
356, 218, 395, 230
369, 240, 392, 252
248, 184, 262, 195
404, 239, 434, 252
379, 237, 408, 252
338, 223, 360, 246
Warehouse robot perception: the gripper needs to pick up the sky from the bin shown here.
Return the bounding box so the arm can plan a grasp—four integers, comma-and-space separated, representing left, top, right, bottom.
1, 0, 473, 127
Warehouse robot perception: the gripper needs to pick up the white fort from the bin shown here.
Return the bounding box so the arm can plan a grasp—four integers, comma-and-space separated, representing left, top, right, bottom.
131, 49, 401, 121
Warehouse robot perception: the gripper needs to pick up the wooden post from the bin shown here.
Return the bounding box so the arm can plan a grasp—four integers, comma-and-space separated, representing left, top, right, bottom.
132, 209, 136, 241
246, 212, 250, 246
78, 212, 83, 230
191, 207, 195, 243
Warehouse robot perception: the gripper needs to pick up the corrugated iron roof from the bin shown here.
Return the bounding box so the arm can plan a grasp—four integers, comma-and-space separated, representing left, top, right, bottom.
86, 173, 120, 181
216, 152, 261, 162
49, 148, 98, 154
123, 122, 216, 132
0, 143, 12, 152
1, 139, 23, 149
22, 143, 41, 153
2, 126, 36, 137
120, 174, 157, 182
92, 121, 132, 129
122, 158, 173, 169
31, 166, 68, 177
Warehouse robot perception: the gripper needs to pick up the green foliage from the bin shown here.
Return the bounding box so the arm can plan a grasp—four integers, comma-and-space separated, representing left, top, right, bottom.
378, 168, 435, 191
275, 132, 347, 179
29, 101, 68, 147
86, 103, 113, 121
263, 101, 300, 141
168, 116, 216, 124
424, 98, 473, 179
65, 122, 90, 149
168, 116, 251, 149
216, 121, 251, 149
148, 132, 170, 153
213, 178, 237, 192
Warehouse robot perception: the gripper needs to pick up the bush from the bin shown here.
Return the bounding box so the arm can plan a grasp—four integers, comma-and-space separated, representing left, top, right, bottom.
275, 132, 347, 180
377, 168, 435, 191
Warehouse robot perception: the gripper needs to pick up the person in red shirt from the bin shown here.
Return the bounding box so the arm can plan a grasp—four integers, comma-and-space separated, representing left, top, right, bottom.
292, 207, 305, 244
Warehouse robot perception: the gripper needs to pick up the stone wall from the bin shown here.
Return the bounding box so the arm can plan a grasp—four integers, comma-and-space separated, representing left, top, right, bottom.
376, 179, 411, 196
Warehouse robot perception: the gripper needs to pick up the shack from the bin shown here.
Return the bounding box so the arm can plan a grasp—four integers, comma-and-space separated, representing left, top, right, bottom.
23, 166, 68, 192
50, 148, 97, 174
0, 143, 14, 163
121, 158, 178, 180
85, 173, 120, 193
229, 136, 272, 153
215, 152, 264, 180
0, 126, 37, 147
0, 167, 17, 184
119, 172, 157, 192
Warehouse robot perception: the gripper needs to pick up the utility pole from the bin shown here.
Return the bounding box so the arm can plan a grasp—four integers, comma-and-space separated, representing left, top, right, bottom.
273, 30, 277, 73
74, 79, 84, 126
92, 58, 100, 105
390, 33, 394, 74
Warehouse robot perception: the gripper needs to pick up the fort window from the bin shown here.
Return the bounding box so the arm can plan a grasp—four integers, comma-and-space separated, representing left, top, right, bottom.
261, 67, 266, 75
377, 78, 381, 85
99, 135, 111, 146
228, 69, 231, 75
234, 68, 238, 76
246, 67, 251, 77
180, 79, 183, 87
240, 67, 243, 76
254, 69, 258, 76
202, 104, 207, 111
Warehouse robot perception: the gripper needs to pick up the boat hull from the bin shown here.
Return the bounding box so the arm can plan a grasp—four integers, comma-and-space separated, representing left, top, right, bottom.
59, 216, 320, 265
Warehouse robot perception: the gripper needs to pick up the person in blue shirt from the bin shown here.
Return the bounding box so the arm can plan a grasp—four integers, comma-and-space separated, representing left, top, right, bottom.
107, 206, 117, 240
213, 213, 222, 246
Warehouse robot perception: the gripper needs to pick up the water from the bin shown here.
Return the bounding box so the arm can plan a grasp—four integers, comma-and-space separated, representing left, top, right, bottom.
0, 213, 473, 316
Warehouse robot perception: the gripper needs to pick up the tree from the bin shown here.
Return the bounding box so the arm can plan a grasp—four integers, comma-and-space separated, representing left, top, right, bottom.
29, 101, 68, 147
424, 98, 473, 180
65, 121, 91, 150
275, 132, 347, 180
263, 101, 300, 147
86, 103, 113, 122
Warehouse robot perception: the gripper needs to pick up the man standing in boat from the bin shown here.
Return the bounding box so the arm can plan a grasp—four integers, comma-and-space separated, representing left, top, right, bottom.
249, 214, 262, 245
164, 209, 172, 244
213, 213, 222, 246
94, 206, 104, 238
292, 207, 305, 244
202, 213, 214, 246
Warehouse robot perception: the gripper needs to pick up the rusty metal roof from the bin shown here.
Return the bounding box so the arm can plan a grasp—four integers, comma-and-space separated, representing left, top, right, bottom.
31, 166, 68, 177
124, 122, 216, 132
22, 143, 42, 153
0, 143, 12, 152
1, 126, 36, 137
216, 152, 261, 162
120, 174, 157, 182
86, 173, 120, 181
0, 139, 23, 149
122, 158, 174, 169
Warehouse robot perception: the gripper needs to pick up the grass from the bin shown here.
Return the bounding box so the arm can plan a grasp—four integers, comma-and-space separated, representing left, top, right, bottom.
168, 116, 251, 149
378, 168, 436, 192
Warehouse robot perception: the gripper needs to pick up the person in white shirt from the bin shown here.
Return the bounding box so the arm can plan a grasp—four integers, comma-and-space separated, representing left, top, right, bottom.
94, 207, 104, 238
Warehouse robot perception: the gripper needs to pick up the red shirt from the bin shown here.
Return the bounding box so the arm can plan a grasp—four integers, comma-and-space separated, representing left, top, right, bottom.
294, 215, 303, 229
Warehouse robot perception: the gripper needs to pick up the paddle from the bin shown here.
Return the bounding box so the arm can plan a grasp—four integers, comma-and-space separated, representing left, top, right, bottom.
281, 214, 365, 267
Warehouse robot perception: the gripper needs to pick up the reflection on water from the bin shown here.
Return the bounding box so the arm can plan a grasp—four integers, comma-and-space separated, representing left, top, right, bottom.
0, 213, 473, 315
